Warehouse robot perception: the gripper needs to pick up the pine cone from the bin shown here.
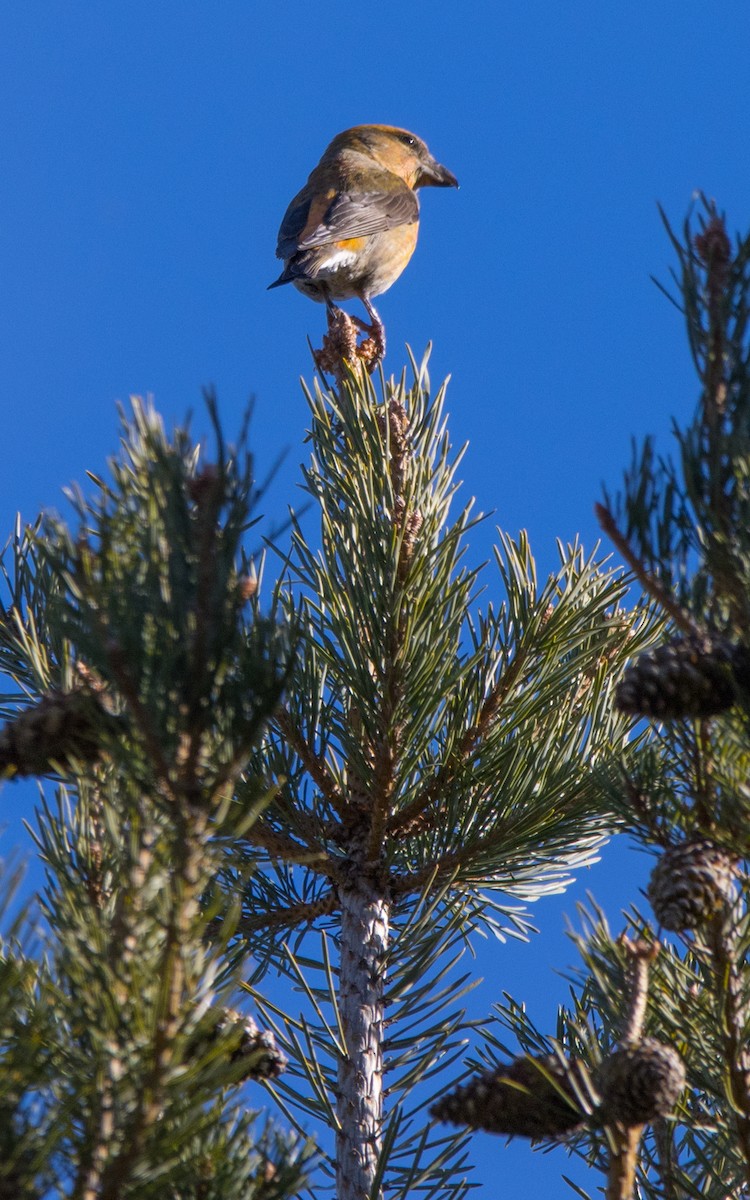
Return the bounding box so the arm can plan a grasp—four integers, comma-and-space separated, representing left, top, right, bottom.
226, 1010, 288, 1080
597, 1039, 685, 1127
648, 839, 736, 931
430, 1053, 586, 1139
196, 1008, 288, 1082
0, 689, 117, 778
615, 635, 750, 720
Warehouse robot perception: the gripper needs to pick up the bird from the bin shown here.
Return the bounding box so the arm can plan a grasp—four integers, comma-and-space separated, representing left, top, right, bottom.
269, 124, 458, 361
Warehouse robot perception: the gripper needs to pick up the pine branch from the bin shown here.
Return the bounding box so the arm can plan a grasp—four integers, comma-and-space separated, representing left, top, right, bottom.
0, 399, 307, 1199
335, 885, 389, 1200
619, 937, 659, 1046
177, 463, 226, 791
390, 773, 602, 901
603, 939, 660, 1200
101, 633, 176, 796
364, 658, 402, 862
605, 1126, 642, 1200
274, 707, 346, 817
238, 891, 338, 936
243, 817, 340, 875
595, 503, 698, 637
270, 779, 343, 847
364, 397, 413, 862
705, 910, 750, 1183
387, 638, 533, 839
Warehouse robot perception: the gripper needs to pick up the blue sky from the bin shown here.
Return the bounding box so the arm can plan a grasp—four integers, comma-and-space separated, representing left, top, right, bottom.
2, 3, 750, 1194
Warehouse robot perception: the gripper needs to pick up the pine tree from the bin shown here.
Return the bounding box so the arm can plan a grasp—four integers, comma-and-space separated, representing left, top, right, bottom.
433, 204, 750, 1200
0, 348, 652, 1199
219, 355, 654, 1200
0, 402, 310, 1199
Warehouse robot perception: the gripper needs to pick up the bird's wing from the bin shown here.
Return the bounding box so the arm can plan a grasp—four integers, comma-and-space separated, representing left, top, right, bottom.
276, 184, 419, 258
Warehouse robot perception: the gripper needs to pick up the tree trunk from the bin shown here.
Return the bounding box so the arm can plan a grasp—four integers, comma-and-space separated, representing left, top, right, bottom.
336, 882, 389, 1200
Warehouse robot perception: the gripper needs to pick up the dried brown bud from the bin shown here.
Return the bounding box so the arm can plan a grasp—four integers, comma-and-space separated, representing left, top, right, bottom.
401, 508, 423, 558
73, 661, 106, 693
387, 398, 409, 443
252, 1158, 280, 1200
314, 309, 360, 379
356, 335, 380, 371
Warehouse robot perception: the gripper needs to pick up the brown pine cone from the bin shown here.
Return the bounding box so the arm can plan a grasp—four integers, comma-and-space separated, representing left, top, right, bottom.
430, 1053, 587, 1139
615, 635, 750, 720
0, 689, 118, 778
648, 839, 736, 932
597, 1039, 685, 1126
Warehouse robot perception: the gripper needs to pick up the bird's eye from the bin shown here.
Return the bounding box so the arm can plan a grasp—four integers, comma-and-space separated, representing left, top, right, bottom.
398, 133, 417, 147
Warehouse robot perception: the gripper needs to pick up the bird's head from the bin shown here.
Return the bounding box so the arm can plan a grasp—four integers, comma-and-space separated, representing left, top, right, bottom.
324, 125, 459, 191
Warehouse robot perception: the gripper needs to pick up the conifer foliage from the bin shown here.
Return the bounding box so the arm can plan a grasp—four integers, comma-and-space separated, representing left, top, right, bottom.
2, 217, 729, 1198
224, 357, 652, 1200
435, 204, 750, 1200
0, 402, 308, 1199
0, 348, 653, 1199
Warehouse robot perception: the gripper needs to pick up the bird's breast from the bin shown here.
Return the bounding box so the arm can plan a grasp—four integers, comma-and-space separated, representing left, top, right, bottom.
360, 225, 420, 297
320, 225, 420, 299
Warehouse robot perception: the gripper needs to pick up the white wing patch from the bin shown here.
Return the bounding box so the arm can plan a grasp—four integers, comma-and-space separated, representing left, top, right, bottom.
317, 247, 359, 274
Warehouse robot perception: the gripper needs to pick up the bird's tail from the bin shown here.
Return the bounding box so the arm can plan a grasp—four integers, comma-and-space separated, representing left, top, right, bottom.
267, 268, 293, 290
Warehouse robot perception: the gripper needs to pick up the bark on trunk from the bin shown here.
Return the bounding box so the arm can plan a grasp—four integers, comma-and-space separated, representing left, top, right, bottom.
336, 882, 389, 1200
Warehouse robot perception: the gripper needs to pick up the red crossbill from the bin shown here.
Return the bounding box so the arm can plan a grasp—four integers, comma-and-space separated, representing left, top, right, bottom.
269, 125, 458, 359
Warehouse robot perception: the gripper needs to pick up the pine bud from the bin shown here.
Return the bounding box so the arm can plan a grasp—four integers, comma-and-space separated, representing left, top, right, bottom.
187, 464, 221, 505
694, 216, 731, 276
615, 635, 750, 720
597, 1039, 685, 1126
238, 574, 258, 602
430, 1054, 586, 1139
648, 839, 736, 931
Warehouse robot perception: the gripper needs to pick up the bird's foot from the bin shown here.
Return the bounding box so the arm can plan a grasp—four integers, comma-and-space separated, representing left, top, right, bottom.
357, 299, 385, 373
